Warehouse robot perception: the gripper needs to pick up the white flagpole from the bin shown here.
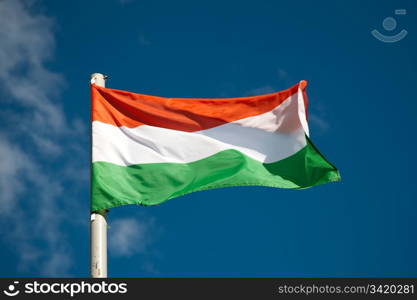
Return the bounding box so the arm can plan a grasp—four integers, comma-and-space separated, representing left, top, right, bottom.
90, 73, 108, 278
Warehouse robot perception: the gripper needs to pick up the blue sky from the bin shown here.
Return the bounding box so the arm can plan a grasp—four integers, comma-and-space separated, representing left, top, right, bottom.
0, 0, 416, 277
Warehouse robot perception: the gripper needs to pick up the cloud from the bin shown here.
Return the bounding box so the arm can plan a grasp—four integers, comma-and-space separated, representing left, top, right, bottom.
0, 0, 87, 276
277, 68, 288, 80
243, 68, 291, 96
109, 218, 152, 257
0, 137, 71, 274
41, 252, 72, 277
0, 0, 65, 132
118, 0, 133, 4
138, 34, 151, 46
244, 85, 276, 96
0, 0, 156, 276
309, 113, 330, 134
108, 216, 160, 274
0, 138, 29, 215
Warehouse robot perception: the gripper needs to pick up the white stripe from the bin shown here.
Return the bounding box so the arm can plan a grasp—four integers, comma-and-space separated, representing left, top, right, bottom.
92, 90, 308, 166
297, 85, 309, 137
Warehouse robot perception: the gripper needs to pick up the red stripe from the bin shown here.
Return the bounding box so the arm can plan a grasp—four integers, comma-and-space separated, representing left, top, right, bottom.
91, 81, 307, 132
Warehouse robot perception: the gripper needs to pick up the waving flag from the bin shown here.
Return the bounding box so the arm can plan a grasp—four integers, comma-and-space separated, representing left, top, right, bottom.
91, 81, 340, 211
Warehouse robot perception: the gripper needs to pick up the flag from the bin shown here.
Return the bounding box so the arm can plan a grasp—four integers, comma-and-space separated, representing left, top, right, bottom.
91, 81, 340, 211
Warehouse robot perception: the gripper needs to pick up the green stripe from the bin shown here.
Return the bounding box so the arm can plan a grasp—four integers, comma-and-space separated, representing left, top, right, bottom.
91, 138, 340, 211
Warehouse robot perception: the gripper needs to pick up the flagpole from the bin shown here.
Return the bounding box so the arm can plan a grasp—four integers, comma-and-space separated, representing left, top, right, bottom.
90, 73, 108, 278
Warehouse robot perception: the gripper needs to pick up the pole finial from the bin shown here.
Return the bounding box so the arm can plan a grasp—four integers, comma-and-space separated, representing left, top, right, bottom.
90, 73, 108, 87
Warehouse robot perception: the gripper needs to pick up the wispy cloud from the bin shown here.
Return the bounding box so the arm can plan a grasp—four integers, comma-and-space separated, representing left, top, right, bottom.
118, 0, 133, 5
309, 113, 330, 134
308, 99, 330, 135
109, 217, 153, 257
0, 137, 29, 215
244, 85, 276, 96
0, 0, 64, 131
277, 68, 288, 80
244, 68, 292, 96
0, 0, 88, 276
138, 34, 151, 46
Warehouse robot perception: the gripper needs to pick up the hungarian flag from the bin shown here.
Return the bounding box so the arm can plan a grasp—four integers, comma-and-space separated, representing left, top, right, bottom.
91, 81, 340, 211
